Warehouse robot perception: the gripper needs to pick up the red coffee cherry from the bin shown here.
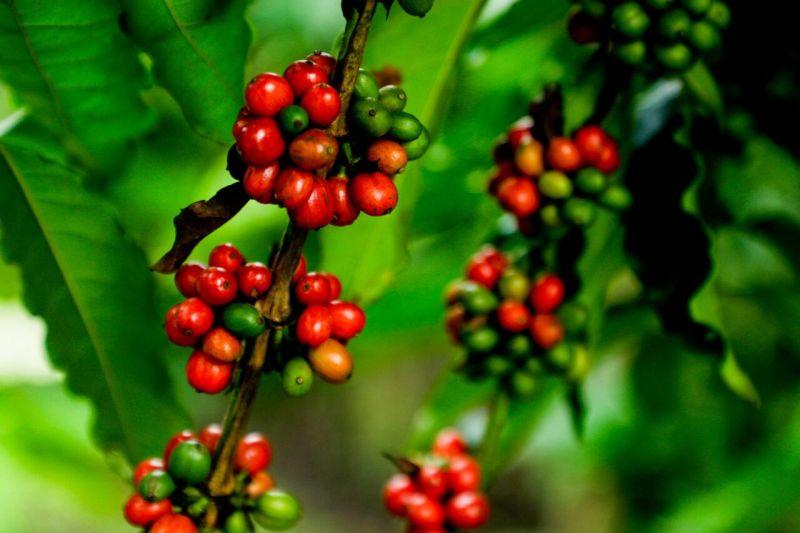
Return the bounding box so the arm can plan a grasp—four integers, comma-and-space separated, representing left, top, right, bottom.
306, 50, 336, 76
349, 172, 398, 216
238, 262, 272, 299
186, 350, 233, 394
573, 125, 609, 165
201, 327, 242, 362
289, 176, 335, 230
530, 314, 565, 349
288, 129, 339, 171
246, 471, 276, 499
327, 300, 366, 340
324, 273, 342, 300
417, 465, 448, 500
446, 491, 490, 529
124, 494, 172, 527
133, 457, 165, 486
174, 262, 205, 298
367, 139, 408, 175
328, 176, 360, 226
245, 73, 294, 117
447, 454, 481, 493
164, 430, 196, 463
294, 272, 333, 306
296, 305, 333, 347
497, 177, 540, 217
405, 493, 446, 529
546, 137, 583, 172
235, 117, 286, 166
433, 428, 467, 458
474, 247, 508, 272
466, 258, 502, 289
275, 167, 315, 209
497, 300, 531, 333
165, 308, 197, 347
198, 423, 223, 454
383, 473, 416, 516
209, 243, 245, 273
243, 163, 280, 204
301, 83, 341, 127
151, 514, 197, 533
308, 339, 353, 383
530, 273, 565, 313
293, 255, 308, 283
595, 140, 620, 174
174, 297, 215, 338
507, 116, 534, 149
235, 432, 272, 474
232, 107, 253, 140
283, 60, 329, 98
197, 267, 238, 306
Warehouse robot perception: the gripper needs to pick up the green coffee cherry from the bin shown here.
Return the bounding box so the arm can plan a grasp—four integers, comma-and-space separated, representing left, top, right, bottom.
277, 105, 309, 137
567, 344, 591, 382
506, 334, 532, 359
612, 3, 650, 38
390, 112, 424, 142
225, 511, 253, 533
484, 355, 512, 377
498, 268, 531, 301
378, 85, 407, 113
547, 343, 573, 370
398, 0, 434, 17
563, 198, 597, 226
539, 171, 573, 199
558, 302, 589, 336
354, 68, 379, 99
655, 42, 695, 70
579, 0, 607, 18
706, 1, 731, 28
282, 357, 314, 397
351, 98, 392, 137
614, 40, 647, 66
600, 185, 633, 211
254, 490, 302, 531
509, 370, 538, 398
223, 303, 266, 338
645, 0, 673, 10
659, 9, 692, 39
168, 440, 211, 485
525, 357, 544, 375
575, 168, 607, 195
402, 126, 430, 160
681, 0, 712, 16
458, 282, 498, 314
688, 20, 721, 51
462, 327, 499, 353
138, 470, 175, 502
540, 204, 563, 227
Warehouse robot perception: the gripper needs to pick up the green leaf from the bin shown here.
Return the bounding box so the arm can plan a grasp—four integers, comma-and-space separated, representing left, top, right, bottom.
0, 0, 154, 172
683, 60, 724, 120
0, 122, 190, 459
719, 350, 760, 405
118, 0, 251, 143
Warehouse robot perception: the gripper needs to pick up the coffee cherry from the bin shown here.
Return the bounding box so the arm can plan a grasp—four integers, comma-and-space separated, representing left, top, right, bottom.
235, 117, 286, 166
614, 40, 647, 66
406, 493, 446, 529
498, 268, 531, 301
124, 494, 172, 527
485, 355, 512, 376
293, 255, 308, 282
308, 338, 353, 383
539, 170, 573, 199
232, 107, 252, 140
327, 301, 366, 340
325, 273, 342, 299
227, 144, 248, 181
399, 0, 434, 17
224, 511, 251, 533
328, 175, 360, 226
497, 300, 531, 333
655, 42, 694, 70
445, 305, 466, 342
600, 185, 633, 211
186, 350, 233, 394
296, 305, 333, 347
164, 430, 196, 463
306, 50, 336, 76
706, 1, 731, 28
301, 83, 341, 127
151, 514, 197, 533
246, 471, 276, 499
289, 176, 336, 230
138, 470, 175, 502
275, 167, 315, 209
688, 20, 721, 52
235, 432, 272, 474
682, 0, 712, 16
254, 490, 303, 531
515, 140, 545, 176
417, 465, 448, 500
507, 116, 534, 149
245, 73, 294, 117
378, 85, 408, 114
575, 168, 607, 194
354, 68, 380, 99
446, 491, 490, 529
433, 428, 467, 457
459, 282, 498, 314
174, 297, 215, 338
283, 59, 329, 98
612, 2, 650, 38
134, 457, 165, 486
163, 318, 189, 352
198, 423, 222, 454
238, 262, 272, 299
659, 9, 692, 39
350, 172, 398, 216
497, 177, 539, 217
202, 327, 242, 362
383, 473, 415, 516
447, 453, 482, 493
222, 303, 266, 338
595, 140, 620, 173
390, 112, 423, 142
466, 258, 502, 289
289, 128, 339, 171
168, 439, 211, 484
277, 104, 310, 137
197, 267, 238, 306
462, 327, 499, 353
294, 272, 333, 306
530, 314, 565, 349
209, 243, 245, 273
546, 137, 583, 172
243, 163, 280, 204
507, 334, 532, 358
175, 262, 205, 297
573, 125, 608, 165
531, 274, 565, 313
283, 357, 314, 397
563, 197, 597, 226
475, 247, 509, 273
367, 139, 408, 175
403, 126, 430, 160
351, 97, 392, 136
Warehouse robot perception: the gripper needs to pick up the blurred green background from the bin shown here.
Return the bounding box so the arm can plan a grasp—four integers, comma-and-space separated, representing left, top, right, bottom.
1, 0, 799, 531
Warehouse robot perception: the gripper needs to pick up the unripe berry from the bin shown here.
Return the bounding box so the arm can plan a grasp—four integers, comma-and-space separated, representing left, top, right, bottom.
294, 272, 333, 306
308, 338, 352, 383
289, 176, 336, 230
383, 473, 415, 516
349, 172, 398, 216
497, 177, 540, 216
174, 262, 205, 297
235, 432, 272, 474
186, 350, 233, 394
367, 139, 408, 175
301, 83, 341, 127
164, 430, 196, 463
198, 423, 223, 454
497, 300, 531, 332
296, 305, 333, 347
243, 163, 280, 204
133, 457, 165, 486
530, 273, 565, 313
168, 440, 211, 485
196, 267, 238, 306
245, 73, 294, 117
306, 50, 336, 76
283, 60, 329, 98
275, 167, 315, 209
288, 128, 339, 171
237, 262, 272, 299
327, 300, 366, 340
328, 176, 360, 226
201, 327, 242, 362
547, 137, 583, 172
530, 314, 565, 349
235, 117, 286, 166
446, 491, 490, 529
209, 243, 245, 273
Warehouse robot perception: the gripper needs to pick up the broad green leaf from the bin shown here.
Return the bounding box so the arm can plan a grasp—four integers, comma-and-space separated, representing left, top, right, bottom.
0, 0, 154, 173
0, 122, 189, 459
118, 0, 251, 143
683, 61, 724, 120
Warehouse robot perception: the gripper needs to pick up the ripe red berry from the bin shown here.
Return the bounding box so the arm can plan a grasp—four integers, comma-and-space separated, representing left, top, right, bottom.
406, 493, 446, 529
329, 176, 360, 226
174, 297, 215, 338
530, 314, 565, 349
447, 454, 482, 493
595, 140, 620, 174
446, 491, 490, 529
530, 273, 565, 313
349, 172, 398, 216
164, 430, 196, 463
367, 139, 408, 175
124, 494, 172, 527
466, 258, 502, 289
497, 177, 539, 217
301, 83, 341, 127
283, 60, 329, 98
289, 176, 335, 230
296, 305, 333, 347
198, 423, 223, 454
546, 137, 583, 172
197, 267, 238, 306
383, 473, 416, 516
327, 300, 366, 340
245, 73, 294, 117
243, 163, 280, 204
201, 327, 242, 362
151, 514, 197, 533
133, 457, 165, 486
417, 465, 448, 500
306, 50, 336, 77
507, 116, 534, 149
235, 432, 272, 474
433, 428, 467, 458
186, 350, 233, 394
232, 107, 252, 140
324, 273, 342, 300
474, 247, 508, 273
275, 167, 315, 209
288, 128, 339, 171
246, 471, 276, 499
294, 272, 333, 306
165, 306, 198, 347
209, 243, 246, 273
573, 125, 609, 165
293, 255, 308, 283
237, 262, 272, 299
497, 300, 531, 333
235, 117, 286, 166
174, 262, 205, 297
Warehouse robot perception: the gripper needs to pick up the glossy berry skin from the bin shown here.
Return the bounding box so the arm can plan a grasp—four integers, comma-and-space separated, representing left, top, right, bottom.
174, 262, 205, 297
198, 423, 222, 454
515, 141, 545, 176
223, 303, 266, 338
293, 255, 308, 283
383, 473, 415, 516
124, 494, 172, 527
546, 137, 583, 172
246, 471, 276, 499
507, 116, 533, 149
243, 164, 280, 204
151, 514, 197, 533
306, 50, 336, 76
497, 300, 531, 333
238, 262, 272, 299
201, 327, 242, 362
275, 167, 315, 209
595, 141, 620, 174
164, 430, 196, 463
294, 272, 333, 306
447, 454, 481, 493
283, 60, 329, 98
466, 258, 502, 290
308, 339, 352, 383
288, 129, 339, 171
186, 350, 233, 394
367, 139, 408, 175
296, 305, 333, 347
289, 177, 335, 230
497, 177, 539, 217
530, 274, 565, 313
301, 83, 341, 127
134, 457, 165, 486
417, 465, 448, 500
530, 314, 565, 349
329, 176, 360, 226
196, 267, 238, 306
573, 125, 609, 165
235, 432, 272, 474
168, 440, 211, 485
165, 310, 198, 346
349, 172, 398, 216
172, 297, 215, 339
433, 428, 467, 457
245, 73, 294, 117
235, 117, 286, 166
405, 493, 446, 529
324, 274, 342, 300
232, 107, 253, 141
327, 300, 366, 340
209, 243, 245, 273
446, 491, 490, 529
475, 247, 509, 272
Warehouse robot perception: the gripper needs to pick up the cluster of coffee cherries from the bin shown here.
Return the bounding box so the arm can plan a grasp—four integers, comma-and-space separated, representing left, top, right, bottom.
166, 243, 272, 394
568, 0, 731, 72
124, 424, 301, 532
270, 263, 366, 396
383, 428, 490, 531
490, 119, 630, 236
444, 247, 590, 397
228, 50, 430, 230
